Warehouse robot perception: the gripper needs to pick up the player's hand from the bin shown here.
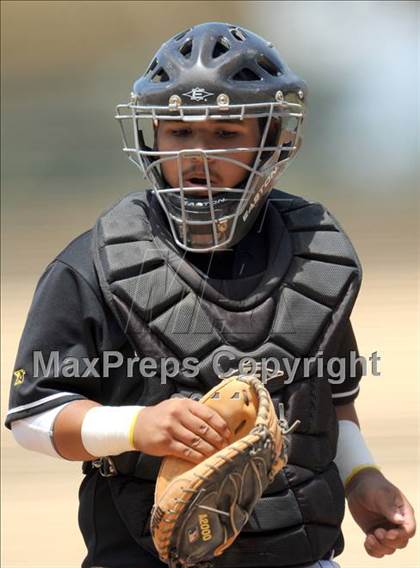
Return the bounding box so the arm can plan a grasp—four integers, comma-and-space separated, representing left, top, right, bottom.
346, 468, 416, 557
132, 398, 233, 464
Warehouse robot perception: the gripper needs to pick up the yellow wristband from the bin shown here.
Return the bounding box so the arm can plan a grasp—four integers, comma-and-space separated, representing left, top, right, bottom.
128, 407, 144, 449
344, 464, 381, 489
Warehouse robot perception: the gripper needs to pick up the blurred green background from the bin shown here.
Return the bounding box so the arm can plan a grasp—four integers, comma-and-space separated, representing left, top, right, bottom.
1, 2, 419, 567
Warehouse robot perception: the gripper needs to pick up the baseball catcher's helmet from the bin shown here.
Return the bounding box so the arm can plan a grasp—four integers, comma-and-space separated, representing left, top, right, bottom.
116, 22, 307, 252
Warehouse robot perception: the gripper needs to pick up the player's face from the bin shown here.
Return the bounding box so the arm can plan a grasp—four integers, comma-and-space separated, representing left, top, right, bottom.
156, 118, 261, 194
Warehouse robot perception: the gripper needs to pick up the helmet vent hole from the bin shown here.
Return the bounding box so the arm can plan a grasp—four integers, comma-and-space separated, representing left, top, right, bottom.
212, 37, 230, 58
230, 27, 246, 42
179, 39, 193, 59
174, 29, 191, 42
232, 67, 261, 81
257, 55, 282, 77
146, 58, 158, 74
151, 67, 169, 83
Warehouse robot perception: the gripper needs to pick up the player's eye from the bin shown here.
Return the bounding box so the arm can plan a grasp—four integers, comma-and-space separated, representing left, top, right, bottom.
171, 128, 192, 137
216, 130, 238, 139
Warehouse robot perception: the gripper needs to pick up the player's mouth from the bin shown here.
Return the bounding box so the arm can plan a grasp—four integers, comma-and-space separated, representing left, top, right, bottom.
183, 174, 221, 197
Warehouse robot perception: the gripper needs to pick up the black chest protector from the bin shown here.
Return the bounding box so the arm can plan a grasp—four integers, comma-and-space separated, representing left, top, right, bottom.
92, 189, 362, 567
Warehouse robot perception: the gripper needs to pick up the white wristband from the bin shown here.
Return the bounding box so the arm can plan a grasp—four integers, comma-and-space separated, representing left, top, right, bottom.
334, 420, 379, 488
81, 406, 144, 457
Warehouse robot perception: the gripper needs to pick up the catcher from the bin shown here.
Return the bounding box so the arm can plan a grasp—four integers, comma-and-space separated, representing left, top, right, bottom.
5, 22, 415, 568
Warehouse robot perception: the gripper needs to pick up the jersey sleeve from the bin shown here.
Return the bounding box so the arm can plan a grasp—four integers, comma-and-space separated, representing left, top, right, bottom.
329, 320, 363, 406
5, 260, 111, 428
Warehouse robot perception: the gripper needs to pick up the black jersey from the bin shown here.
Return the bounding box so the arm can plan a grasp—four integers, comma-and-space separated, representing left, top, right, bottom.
5, 211, 361, 429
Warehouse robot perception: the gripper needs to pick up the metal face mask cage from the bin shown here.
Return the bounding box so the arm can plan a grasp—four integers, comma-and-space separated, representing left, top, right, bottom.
116, 94, 305, 253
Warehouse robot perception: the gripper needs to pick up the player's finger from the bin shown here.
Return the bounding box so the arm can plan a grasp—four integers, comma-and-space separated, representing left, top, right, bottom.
167, 439, 206, 464
172, 423, 217, 458
365, 534, 385, 558
376, 527, 409, 549
188, 402, 232, 442
180, 412, 227, 450
365, 534, 394, 556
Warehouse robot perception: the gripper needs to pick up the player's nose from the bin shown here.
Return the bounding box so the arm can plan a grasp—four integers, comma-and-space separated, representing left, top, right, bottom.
182, 153, 217, 174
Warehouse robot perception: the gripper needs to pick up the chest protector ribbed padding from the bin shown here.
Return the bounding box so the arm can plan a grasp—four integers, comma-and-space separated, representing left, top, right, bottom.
93, 189, 362, 567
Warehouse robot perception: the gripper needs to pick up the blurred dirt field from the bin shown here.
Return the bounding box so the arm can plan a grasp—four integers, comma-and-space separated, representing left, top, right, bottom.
1, 266, 419, 568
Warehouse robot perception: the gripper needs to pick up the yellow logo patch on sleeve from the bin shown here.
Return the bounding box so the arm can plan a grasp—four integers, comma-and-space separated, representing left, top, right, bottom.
13, 369, 26, 386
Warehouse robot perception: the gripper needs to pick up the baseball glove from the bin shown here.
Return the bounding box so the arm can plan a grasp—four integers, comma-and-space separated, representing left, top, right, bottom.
150, 374, 294, 568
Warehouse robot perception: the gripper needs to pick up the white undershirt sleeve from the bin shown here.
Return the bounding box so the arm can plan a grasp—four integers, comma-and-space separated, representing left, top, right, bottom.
11, 402, 146, 459
11, 402, 72, 458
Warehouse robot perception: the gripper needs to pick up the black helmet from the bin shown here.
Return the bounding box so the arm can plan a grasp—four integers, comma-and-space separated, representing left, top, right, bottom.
116, 22, 307, 252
